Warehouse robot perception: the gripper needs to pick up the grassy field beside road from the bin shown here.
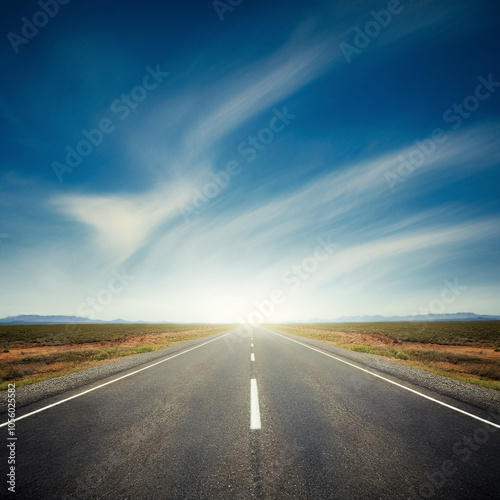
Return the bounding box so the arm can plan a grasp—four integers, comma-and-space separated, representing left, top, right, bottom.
0, 324, 235, 391
267, 322, 500, 390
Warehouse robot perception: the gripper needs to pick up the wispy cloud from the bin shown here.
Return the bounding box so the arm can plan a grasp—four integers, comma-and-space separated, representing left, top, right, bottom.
2, 0, 499, 321
184, 34, 338, 154
68, 122, 496, 321
49, 121, 500, 274
52, 184, 193, 262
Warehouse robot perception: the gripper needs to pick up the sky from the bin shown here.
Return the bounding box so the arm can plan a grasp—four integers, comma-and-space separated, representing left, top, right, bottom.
0, 0, 499, 323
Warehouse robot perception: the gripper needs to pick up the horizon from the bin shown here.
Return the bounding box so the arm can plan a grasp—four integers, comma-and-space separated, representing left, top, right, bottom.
1, 311, 500, 326
1, 1, 499, 323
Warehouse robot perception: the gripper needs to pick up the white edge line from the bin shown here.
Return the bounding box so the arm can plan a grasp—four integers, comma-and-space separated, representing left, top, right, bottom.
0, 330, 234, 428
250, 378, 261, 430
265, 328, 500, 429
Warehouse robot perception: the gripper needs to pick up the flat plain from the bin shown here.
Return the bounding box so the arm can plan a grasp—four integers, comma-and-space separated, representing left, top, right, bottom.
267, 321, 500, 390
0, 323, 235, 390
2, 321, 499, 391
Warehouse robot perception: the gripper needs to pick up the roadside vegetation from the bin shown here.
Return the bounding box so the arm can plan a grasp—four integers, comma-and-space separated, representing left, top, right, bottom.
0, 324, 235, 390
267, 322, 500, 391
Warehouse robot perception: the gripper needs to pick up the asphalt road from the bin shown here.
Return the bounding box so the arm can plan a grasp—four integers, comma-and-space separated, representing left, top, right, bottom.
1, 326, 499, 499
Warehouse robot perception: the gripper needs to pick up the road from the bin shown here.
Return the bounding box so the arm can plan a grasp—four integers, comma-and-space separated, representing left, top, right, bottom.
1, 326, 499, 499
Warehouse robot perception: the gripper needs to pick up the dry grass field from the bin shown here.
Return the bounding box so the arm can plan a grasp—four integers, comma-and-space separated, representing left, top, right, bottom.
267, 322, 500, 390
0, 324, 235, 390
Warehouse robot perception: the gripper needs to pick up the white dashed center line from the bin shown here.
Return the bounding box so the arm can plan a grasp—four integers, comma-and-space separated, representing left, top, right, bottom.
251, 353, 255, 362
250, 379, 261, 430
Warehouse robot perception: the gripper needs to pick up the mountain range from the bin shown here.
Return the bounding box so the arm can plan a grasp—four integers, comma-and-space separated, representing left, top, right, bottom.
0, 315, 141, 325
0, 313, 499, 324
300, 313, 500, 323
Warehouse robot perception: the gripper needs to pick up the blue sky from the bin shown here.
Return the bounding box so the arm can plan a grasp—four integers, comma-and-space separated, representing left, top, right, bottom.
0, 0, 499, 323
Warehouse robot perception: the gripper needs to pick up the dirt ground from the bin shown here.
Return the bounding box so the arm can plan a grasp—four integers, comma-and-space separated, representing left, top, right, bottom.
285, 327, 500, 361
0, 329, 208, 362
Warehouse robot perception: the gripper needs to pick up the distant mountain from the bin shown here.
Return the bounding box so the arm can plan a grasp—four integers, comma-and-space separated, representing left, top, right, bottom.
0, 315, 136, 325
1, 312, 499, 325
303, 313, 500, 323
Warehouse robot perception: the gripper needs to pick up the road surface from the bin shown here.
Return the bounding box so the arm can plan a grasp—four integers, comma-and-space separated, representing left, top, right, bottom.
1, 326, 499, 499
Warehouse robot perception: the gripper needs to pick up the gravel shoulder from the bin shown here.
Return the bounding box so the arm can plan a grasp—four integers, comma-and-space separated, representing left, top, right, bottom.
0, 330, 234, 414
266, 327, 500, 417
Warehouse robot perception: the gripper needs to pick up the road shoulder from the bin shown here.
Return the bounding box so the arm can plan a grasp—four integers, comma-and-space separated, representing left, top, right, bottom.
264, 327, 500, 416
0, 330, 234, 414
